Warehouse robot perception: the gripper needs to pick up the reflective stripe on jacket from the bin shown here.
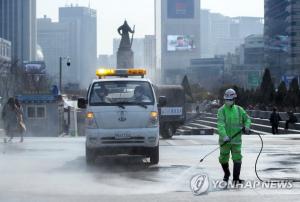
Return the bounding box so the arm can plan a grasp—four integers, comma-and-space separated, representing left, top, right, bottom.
217, 104, 251, 144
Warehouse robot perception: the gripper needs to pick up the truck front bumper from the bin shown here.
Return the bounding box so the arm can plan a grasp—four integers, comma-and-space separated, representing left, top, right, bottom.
86, 127, 159, 149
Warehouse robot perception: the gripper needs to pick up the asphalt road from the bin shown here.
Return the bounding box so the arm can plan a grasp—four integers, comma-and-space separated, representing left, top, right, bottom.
0, 134, 300, 202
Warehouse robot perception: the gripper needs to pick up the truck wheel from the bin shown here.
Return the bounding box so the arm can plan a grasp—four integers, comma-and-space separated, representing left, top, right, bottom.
86, 146, 96, 165
160, 124, 175, 139
150, 146, 159, 165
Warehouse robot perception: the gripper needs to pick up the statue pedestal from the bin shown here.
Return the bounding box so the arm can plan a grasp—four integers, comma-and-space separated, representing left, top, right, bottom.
117, 49, 134, 69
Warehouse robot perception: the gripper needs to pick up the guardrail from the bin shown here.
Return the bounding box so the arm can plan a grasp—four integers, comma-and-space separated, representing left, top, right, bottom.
205, 108, 300, 121
247, 110, 300, 120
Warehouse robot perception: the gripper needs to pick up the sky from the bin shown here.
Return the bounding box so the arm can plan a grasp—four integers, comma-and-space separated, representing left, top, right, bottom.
37, 0, 264, 55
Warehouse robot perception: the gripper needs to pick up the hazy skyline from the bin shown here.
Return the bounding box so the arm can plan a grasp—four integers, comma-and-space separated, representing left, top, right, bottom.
37, 0, 264, 55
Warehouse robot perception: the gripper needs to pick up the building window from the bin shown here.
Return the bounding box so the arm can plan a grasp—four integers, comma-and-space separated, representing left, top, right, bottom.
27, 107, 36, 118
27, 106, 46, 119
37, 107, 46, 118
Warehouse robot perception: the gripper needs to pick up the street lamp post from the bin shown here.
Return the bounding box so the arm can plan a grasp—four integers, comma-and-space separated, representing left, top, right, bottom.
59, 56, 71, 93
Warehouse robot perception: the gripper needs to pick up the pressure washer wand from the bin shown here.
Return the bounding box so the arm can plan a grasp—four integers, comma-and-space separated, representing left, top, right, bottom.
199, 129, 243, 163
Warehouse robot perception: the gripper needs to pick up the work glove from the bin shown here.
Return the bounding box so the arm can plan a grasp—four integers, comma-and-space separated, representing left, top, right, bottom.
243, 127, 250, 135
223, 136, 231, 143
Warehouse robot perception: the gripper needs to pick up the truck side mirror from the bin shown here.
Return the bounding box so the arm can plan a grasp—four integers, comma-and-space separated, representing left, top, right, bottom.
158, 96, 167, 107
78, 98, 87, 109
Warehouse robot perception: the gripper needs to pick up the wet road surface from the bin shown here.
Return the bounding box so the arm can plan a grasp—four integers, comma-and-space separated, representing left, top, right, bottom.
0, 135, 300, 201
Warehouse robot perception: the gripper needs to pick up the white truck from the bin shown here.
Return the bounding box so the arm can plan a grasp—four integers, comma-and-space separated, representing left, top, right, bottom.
78, 69, 166, 165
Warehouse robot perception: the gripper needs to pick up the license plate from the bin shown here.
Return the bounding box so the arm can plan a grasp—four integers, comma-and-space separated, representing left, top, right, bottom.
161, 107, 183, 116
115, 133, 131, 139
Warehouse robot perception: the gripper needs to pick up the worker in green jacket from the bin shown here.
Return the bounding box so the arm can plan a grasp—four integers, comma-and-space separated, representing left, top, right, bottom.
217, 88, 251, 184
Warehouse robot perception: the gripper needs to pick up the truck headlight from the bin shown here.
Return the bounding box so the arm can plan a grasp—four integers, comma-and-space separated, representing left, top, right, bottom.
148, 111, 159, 127
86, 112, 98, 129
148, 136, 157, 143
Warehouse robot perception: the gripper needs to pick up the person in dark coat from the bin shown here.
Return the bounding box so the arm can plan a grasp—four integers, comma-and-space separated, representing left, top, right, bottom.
285, 111, 298, 130
269, 107, 281, 134
15, 98, 25, 142
1, 97, 25, 142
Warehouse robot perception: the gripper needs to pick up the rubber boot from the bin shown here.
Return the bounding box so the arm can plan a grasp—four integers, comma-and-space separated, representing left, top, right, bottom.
221, 163, 230, 182
233, 162, 244, 185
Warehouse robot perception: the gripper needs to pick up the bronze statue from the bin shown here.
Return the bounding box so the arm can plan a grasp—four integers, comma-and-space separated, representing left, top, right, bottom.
118, 20, 135, 50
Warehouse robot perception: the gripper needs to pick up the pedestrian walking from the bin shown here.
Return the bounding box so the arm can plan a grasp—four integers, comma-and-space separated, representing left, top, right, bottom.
195, 105, 200, 114
15, 98, 26, 142
269, 107, 281, 134
285, 111, 298, 130
1, 97, 26, 143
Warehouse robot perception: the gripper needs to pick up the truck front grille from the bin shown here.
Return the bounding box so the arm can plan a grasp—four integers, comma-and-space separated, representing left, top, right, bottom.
101, 137, 145, 144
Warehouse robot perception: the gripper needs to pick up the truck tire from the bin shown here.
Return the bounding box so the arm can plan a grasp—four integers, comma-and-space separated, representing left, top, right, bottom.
86, 146, 96, 165
150, 146, 159, 165
160, 123, 175, 139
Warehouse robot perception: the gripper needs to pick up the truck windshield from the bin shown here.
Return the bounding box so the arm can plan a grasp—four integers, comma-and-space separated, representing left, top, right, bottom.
89, 81, 155, 106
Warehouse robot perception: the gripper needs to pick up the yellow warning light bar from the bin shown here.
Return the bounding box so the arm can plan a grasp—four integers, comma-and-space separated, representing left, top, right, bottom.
128, 68, 147, 75
96, 69, 116, 77
96, 68, 147, 78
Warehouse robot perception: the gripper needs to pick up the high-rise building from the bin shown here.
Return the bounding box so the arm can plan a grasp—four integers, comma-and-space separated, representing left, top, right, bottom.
230, 35, 265, 89
37, 16, 75, 84
243, 35, 264, 65
0, 37, 11, 62
59, 6, 97, 87
200, 10, 263, 58
144, 35, 156, 82
0, 0, 37, 62
155, 0, 201, 84
97, 54, 115, 68
287, 1, 300, 77
200, 9, 212, 58
231, 17, 264, 39
0, 37, 11, 97
265, 0, 300, 81
37, 5, 97, 88
187, 57, 224, 90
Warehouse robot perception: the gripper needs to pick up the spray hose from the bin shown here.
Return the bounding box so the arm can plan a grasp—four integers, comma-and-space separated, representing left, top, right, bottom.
199, 129, 300, 183
199, 130, 242, 163
254, 132, 300, 183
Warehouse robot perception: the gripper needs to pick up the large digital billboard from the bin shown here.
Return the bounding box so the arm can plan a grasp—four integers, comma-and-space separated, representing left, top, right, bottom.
167, 35, 196, 51
167, 0, 194, 19
266, 35, 289, 52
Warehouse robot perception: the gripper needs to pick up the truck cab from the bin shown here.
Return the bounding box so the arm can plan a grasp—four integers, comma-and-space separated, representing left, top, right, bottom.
78, 69, 165, 164
155, 85, 186, 139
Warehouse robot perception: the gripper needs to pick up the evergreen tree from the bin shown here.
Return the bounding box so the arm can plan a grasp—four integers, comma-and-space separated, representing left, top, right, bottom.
259, 68, 275, 105
181, 75, 194, 102
287, 78, 300, 108
275, 81, 287, 107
